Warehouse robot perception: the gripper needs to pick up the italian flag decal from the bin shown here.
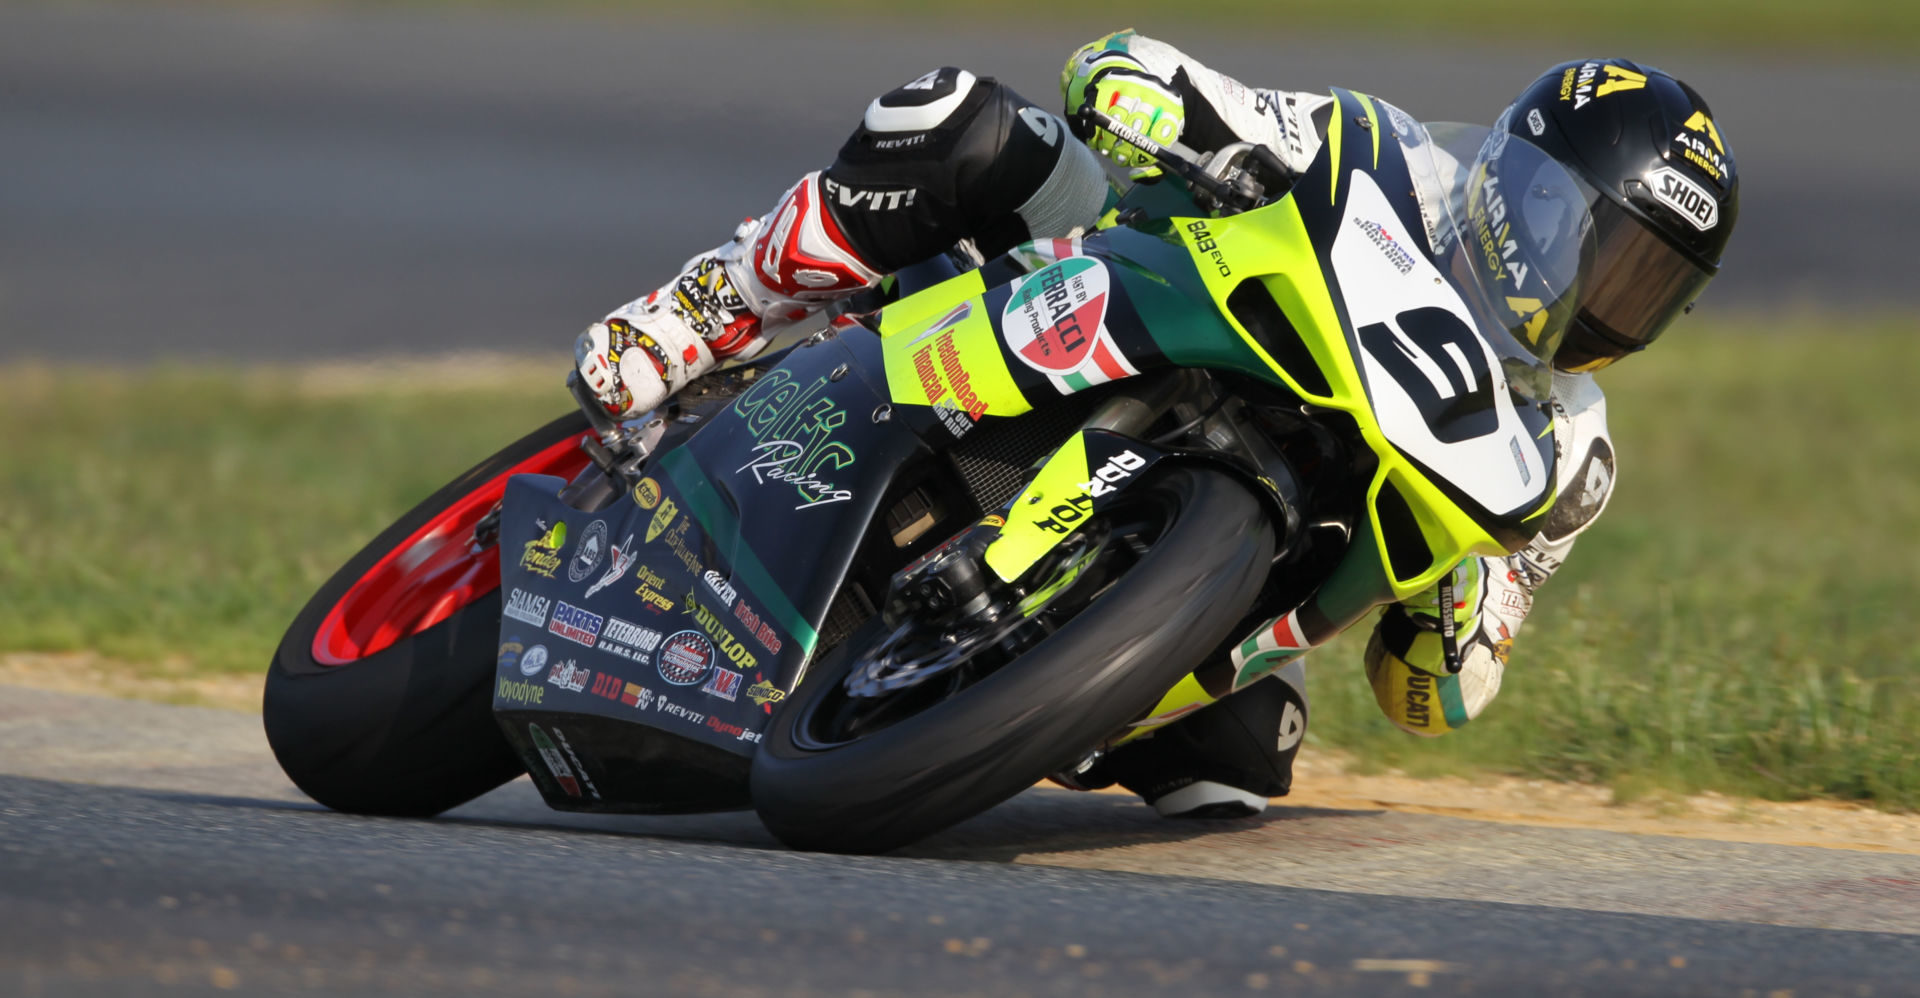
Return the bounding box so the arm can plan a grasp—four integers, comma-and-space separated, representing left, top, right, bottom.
1229, 611, 1312, 691
1000, 242, 1139, 394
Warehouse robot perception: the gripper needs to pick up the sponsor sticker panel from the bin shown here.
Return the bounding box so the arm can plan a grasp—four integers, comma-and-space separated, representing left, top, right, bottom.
567, 519, 611, 584
517, 643, 549, 678
998, 251, 1139, 395
497, 476, 801, 757
657, 630, 715, 687
600, 616, 664, 664
503, 589, 551, 627
519, 520, 568, 579
548, 601, 604, 649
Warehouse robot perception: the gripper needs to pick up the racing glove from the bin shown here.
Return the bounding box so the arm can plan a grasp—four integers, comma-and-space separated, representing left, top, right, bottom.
1364, 556, 1531, 737
1060, 37, 1184, 180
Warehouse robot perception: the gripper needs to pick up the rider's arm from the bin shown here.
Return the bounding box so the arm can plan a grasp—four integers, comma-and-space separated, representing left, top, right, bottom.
1063, 30, 1333, 175
1363, 372, 1617, 736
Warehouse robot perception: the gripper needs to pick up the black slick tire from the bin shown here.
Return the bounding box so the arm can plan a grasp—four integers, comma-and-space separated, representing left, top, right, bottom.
750, 466, 1273, 854
262, 411, 587, 817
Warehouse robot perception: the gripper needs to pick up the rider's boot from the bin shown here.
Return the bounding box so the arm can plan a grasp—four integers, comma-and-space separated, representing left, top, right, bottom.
574, 171, 885, 418
1057, 661, 1309, 819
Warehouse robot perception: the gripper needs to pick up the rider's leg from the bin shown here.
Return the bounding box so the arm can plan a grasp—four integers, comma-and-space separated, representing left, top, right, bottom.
1071, 660, 1310, 819
577, 67, 1108, 418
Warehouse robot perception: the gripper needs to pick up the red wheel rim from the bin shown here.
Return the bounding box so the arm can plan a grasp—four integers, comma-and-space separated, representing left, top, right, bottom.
310, 432, 595, 666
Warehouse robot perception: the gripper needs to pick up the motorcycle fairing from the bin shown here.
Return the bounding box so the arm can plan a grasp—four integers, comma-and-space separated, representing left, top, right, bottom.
876, 266, 1030, 438
875, 234, 1274, 443
494, 473, 769, 811
980, 429, 1146, 582
1167, 88, 1557, 598
980, 426, 1295, 584
877, 89, 1556, 603
495, 332, 935, 811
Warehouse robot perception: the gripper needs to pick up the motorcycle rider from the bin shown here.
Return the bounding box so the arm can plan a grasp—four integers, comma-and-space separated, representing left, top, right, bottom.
574, 32, 1740, 818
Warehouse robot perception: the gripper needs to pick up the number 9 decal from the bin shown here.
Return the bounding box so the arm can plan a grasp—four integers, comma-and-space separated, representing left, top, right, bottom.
1359, 307, 1499, 444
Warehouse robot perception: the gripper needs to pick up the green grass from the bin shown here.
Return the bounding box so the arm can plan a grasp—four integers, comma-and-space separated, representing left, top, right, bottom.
225, 0, 1920, 54
1, 318, 1916, 808
0, 359, 570, 677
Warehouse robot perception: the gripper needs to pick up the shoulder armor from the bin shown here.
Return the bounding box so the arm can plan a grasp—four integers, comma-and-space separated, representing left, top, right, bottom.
865, 68, 979, 134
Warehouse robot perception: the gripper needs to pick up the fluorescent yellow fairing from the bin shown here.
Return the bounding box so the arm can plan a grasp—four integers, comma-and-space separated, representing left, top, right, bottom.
1359, 94, 1381, 167
1325, 107, 1344, 204
878, 270, 1032, 420
877, 268, 985, 334
1172, 195, 1524, 601
1117, 672, 1215, 745
983, 434, 1092, 581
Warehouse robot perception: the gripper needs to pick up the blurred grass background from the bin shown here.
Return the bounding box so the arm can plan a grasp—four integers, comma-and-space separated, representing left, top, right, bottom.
0, 358, 572, 679
247, 0, 1920, 54
2, 318, 1916, 807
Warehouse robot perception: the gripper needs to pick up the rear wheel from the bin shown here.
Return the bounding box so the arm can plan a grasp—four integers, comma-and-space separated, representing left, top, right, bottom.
263, 411, 595, 816
751, 466, 1273, 854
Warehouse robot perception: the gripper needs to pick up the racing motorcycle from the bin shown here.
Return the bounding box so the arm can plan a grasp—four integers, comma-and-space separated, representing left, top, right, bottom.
264, 92, 1594, 854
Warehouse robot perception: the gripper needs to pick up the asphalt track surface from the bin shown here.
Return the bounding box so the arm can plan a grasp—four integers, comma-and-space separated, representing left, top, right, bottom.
4, 3, 1918, 363
5, 686, 1919, 996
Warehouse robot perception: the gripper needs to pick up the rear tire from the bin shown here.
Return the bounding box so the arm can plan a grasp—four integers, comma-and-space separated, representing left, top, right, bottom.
263, 411, 589, 817
750, 466, 1273, 854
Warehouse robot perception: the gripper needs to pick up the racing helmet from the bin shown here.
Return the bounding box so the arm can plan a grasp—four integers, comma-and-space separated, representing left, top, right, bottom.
1498, 59, 1740, 372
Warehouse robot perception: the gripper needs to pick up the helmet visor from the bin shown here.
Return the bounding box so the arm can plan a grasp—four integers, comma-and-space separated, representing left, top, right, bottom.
1411, 120, 1597, 400
1564, 195, 1716, 368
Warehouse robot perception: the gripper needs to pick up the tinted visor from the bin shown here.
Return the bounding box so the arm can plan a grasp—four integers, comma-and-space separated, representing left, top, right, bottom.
1567, 194, 1716, 365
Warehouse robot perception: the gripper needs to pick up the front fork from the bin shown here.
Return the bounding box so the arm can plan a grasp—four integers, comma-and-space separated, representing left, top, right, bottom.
883, 370, 1202, 613
883, 369, 1374, 748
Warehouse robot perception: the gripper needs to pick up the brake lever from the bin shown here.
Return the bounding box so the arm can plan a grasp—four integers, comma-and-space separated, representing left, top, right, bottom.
1076, 108, 1256, 214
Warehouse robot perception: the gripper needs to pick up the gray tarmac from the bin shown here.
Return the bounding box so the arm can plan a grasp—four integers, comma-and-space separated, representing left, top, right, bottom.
4, 685, 1919, 996
2, 3, 1913, 363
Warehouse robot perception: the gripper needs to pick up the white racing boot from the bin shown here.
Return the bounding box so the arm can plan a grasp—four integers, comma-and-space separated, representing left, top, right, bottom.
575, 171, 884, 418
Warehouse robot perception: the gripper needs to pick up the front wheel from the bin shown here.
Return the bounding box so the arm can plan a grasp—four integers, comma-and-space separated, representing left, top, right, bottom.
750, 466, 1274, 854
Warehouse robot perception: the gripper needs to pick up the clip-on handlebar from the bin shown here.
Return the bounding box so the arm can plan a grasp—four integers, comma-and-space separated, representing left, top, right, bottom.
1074, 107, 1290, 216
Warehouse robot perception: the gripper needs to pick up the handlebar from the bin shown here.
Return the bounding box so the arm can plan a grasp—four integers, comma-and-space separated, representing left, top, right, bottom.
1074, 107, 1291, 215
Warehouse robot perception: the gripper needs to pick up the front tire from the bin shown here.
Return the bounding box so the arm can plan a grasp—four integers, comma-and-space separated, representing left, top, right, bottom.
751, 466, 1273, 854
263, 411, 593, 817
